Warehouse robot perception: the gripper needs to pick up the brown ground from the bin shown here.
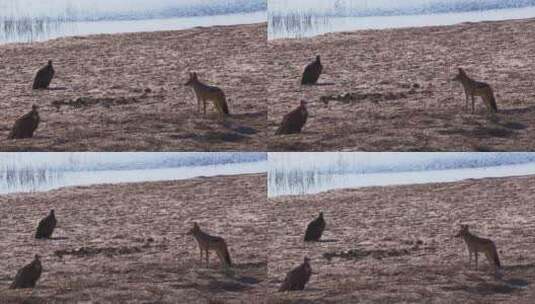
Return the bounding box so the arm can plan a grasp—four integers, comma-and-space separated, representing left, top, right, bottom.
0, 173, 269, 303
267, 175, 535, 303
268, 18, 535, 151
0, 23, 267, 151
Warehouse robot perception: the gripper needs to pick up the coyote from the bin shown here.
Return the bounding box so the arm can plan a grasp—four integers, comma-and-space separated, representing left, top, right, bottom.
188, 222, 232, 267
184, 72, 229, 116
453, 68, 498, 114
455, 224, 501, 271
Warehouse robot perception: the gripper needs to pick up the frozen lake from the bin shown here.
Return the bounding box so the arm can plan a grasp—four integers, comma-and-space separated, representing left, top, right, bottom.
0, 0, 266, 44
268, 152, 535, 196
268, 0, 535, 39
0, 152, 267, 194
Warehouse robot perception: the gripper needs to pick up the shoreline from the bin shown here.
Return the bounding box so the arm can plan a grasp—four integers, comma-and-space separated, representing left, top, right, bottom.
268, 17, 535, 151
0, 23, 268, 151
0, 173, 268, 303
267, 174, 535, 302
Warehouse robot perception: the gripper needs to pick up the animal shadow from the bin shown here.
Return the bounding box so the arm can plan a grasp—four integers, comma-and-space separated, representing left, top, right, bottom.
317, 239, 339, 243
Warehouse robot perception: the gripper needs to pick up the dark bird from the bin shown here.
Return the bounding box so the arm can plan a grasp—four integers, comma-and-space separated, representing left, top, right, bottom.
33, 60, 55, 90
10, 255, 42, 289
275, 100, 308, 135
8, 105, 40, 140
304, 212, 326, 242
301, 55, 323, 85
279, 257, 312, 292
35, 209, 57, 239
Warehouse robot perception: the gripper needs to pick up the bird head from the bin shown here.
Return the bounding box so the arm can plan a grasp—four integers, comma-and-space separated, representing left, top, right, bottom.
31, 104, 39, 111
316, 55, 321, 63
48, 60, 53, 66
300, 100, 307, 108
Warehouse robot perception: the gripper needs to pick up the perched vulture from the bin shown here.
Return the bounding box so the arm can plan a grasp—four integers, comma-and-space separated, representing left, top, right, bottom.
10, 255, 42, 289
35, 209, 57, 239
8, 105, 40, 139
279, 257, 312, 292
275, 100, 308, 135
301, 55, 323, 85
304, 212, 326, 242
33, 60, 55, 89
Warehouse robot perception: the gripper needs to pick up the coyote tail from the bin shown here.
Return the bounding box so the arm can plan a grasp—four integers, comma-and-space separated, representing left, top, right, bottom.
492, 245, 501, 267
488, 93, 498, 113
221, 243, 232, 266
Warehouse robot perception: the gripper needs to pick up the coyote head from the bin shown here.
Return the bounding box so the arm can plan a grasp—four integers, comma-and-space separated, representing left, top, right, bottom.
452, 68, 467, 82
184, 72, 199, 86
188, 222, 200, 235
455, 224, 469, 237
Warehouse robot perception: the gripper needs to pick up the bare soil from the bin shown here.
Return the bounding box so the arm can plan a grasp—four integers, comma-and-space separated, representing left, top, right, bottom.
0, 173, 269, 303
268, 18, 535, 151
0, 23, 267, 151
267, 175, 535, 303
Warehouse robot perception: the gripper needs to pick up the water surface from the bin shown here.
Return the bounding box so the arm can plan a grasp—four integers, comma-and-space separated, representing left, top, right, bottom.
0, 0, 266, 44
0, 152, 267, 195
268, 0, 535, 39
268, 152, 535, 196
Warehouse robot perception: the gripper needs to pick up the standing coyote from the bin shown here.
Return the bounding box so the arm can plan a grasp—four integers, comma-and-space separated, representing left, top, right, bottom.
184, 72, 230, 116
455, 224, 501, 271
453, 68, 498, 114
188, 222, 232, 267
